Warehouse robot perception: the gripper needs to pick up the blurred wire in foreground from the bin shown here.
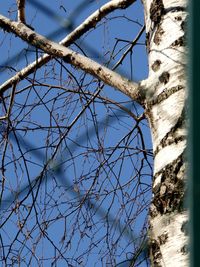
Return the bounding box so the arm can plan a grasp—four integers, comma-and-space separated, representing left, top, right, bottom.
0, 99, 145, 234
0, 0, 97, 73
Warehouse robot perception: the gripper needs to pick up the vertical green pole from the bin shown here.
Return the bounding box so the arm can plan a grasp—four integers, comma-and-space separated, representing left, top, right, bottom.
190, 0, 200, 266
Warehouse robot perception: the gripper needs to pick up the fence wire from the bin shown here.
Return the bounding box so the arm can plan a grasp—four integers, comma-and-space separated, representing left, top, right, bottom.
0, 1, 151, 266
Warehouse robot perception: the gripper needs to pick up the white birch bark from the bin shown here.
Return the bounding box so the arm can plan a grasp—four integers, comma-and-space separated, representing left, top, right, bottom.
141, 0, 189, 266
0, 0, 189, 265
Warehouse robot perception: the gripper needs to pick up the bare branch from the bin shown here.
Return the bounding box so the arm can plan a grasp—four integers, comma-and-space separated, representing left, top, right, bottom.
112, 25, 145, 70
0, 14, 143, 103
0, 0, 136, 95
0, 2, 152, 265
17, 0, 26, 23
61, 0, 136, 45
0, 83, 16, 120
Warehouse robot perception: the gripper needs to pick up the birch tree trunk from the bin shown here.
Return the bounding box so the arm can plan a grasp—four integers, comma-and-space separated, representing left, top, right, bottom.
141, 0, 189, 265
0, 0, 189, 265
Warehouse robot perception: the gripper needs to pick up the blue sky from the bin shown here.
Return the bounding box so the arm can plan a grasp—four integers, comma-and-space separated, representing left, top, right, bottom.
0, 1, 152, 266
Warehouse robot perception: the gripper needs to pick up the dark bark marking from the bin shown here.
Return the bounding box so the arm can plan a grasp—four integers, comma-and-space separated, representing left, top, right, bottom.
181, 20, 185, 31
181, 244, 189, 255
145, 107, 156, 136
153, 25, 164, 45
149, 239, 162, 266
154, 106, 186, 155
159, 72, 170, 84
150, 203, 159, 218
164, 6, 187, 14
175, 16, 182, 21
27, 33, 36, 42
150, 0, 164, 25
154, 132, 185, 158
181, 17, 188, 31
97, 67, 102, 73
146, 32, 150, 52
145, 85, 185, 154
147, 85, 184, 107
152, 154, 186, 215
151, 60, 161, 72
171, 36, 186, 47
158, 232, 168, 245
63, 54, 75, 63
181, 220, 189, 235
